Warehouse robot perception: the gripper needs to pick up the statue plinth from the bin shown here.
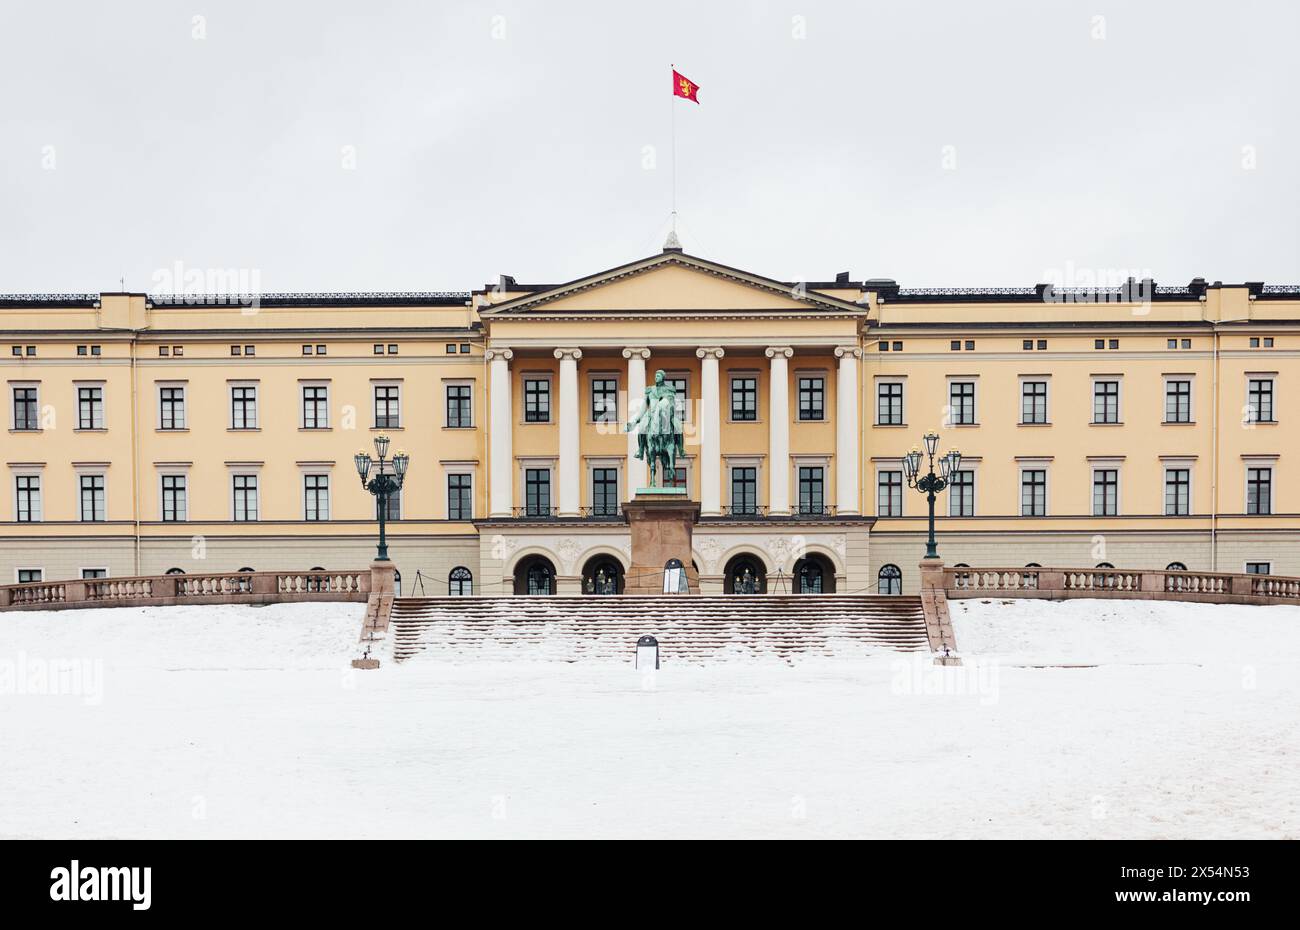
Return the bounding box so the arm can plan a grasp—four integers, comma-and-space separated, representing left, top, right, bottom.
623, 492, 700, 595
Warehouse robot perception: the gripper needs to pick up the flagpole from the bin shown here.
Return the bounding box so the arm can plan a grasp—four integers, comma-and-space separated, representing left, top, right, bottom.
670, 63, 677, 235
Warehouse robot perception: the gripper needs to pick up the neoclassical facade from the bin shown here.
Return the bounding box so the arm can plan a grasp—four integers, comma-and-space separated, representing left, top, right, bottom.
2, 245, 1298, 594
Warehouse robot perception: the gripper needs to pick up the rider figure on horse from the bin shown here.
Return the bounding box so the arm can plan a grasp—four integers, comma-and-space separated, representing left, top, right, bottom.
625, 369, 686, 486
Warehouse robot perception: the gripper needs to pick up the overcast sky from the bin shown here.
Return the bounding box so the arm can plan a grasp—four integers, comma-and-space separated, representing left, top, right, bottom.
1, 0, 1296, 294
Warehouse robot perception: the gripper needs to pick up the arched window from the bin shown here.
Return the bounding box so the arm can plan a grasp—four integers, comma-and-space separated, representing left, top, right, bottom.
1025, 562, 1042, 568
449, 566, 473, 596
1095, 562, 1114, 568
1166, 562, 1187, 571
310, 566, 325, 571
723, 554, 766, 594
793, 554, 835, 593
238, 566, 254, 573
526, 563, 552, 595
878, 564, 902, 595
165, 567, 185, 575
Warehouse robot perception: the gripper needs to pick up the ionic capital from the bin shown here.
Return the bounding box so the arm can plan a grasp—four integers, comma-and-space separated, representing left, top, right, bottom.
765, 346, 794, 359
553, 347, 584, 361
485, 347, 514, 362
621, 347, 651, 361
834, 346, 863, 360
695, 347, 726, 360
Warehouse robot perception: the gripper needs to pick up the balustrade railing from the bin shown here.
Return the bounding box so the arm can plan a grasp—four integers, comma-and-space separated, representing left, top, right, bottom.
940, 565, 1300, 604
1, 569, 369, 610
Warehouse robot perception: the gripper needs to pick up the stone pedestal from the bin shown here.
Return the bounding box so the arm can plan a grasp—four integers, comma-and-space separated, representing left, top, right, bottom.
623, 490, 700, 594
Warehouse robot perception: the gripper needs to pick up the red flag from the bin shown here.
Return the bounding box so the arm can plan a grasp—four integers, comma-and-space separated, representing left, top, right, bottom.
672, 69, 700, 104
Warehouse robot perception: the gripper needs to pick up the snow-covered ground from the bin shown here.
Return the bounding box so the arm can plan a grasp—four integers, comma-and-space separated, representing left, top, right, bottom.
0, 597, 1295, 838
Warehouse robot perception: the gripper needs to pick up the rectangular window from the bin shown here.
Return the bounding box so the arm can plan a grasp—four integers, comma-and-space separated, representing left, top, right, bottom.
664, 376, 689, 422
668, 464, 688, 491
303, 474, 330, 521
81, 568, 107, 579
797, 377, 825, 421
15, 475, 41, 522
591, 467, 619, 516
374, 385, 400, 428
377, 487, 401, 521
730, 467, 758, 515
1165, 380, 1191, 423
447, 473, 473, 520
1021, 469, 1047, 516
591, 378, 618, 423
1021, 381, 1047, 424
524, 379, 551, 423
17, 569, 42, 584
1246, 467, 1272, 515
12, 387, 38, 431
524, 468, 551, 516
161, 475, 187, 522
1247, 378, 1274, 423
230, 386, 258, 429
877, 382, 903, 425
79, 474, 106, 521
1246, 562, 1271, 575
731, 377, 758, 421
446, 384, 472, 428
159, 386, 186, 430
949, 381, 975, 425
798, 466, 825, 515
77, 387, 104, 430
1092, 468, 1118, 516
949, 469, 974, 516
1165, 468, 1190, 516
877, 470, 903, 517
1093, 381, 1119, 423
302, 386, 329, 429
232, 474, 259, 521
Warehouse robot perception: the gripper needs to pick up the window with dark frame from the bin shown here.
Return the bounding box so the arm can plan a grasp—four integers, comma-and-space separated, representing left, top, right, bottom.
447, 473, 472, 520
12, 387, 38, 431
15, 475, 40, 522
232, 474, 258, 521
525, 468, 551, 516
303, 474, 330, 521
449, 566, 473, 595
591, 378, 618, 423
730, 466, 757, 515
798, 466, 825, 515
1165, 468, 1190, 516
949, 381, 975, 425
591, 467, 619, 516
446, 384, 472, 428
877, 470, 902, 517
731, 376, 757, 421
1093, 380, 1119, 423
798, 377, 824, 421
877, 382, 903, 425
161, 475, 187, 522
1247, 378, 1274, 423
374, 384, 400, 428
302, 386, 329, 429
1092, 468, 1118, 516
949, 469, 974, 516
159, 387, 186, 429
231, 386, 258, 429
77, 386, 104, 429
524, 379, 551, 423
1021, 469, 1047, 516
1021, 381, 1047, 424
1247, 467, 1272, 515
1165, 380, 1191, 423
79, 474, 105, 521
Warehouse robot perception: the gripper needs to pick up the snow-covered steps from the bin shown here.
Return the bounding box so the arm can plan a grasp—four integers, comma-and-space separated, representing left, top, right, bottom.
388, 595, 929, 662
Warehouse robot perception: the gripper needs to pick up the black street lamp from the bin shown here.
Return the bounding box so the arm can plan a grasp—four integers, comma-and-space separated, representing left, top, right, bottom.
355, 435, 409, 562
902, 431, 961, 560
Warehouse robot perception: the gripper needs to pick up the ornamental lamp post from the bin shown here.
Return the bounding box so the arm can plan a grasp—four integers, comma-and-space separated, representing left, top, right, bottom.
355, 436, 409, 562
902, 430, 961, 560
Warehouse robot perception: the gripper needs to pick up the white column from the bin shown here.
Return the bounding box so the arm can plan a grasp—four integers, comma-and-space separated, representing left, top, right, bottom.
696, 347, 724, 514
835, 346, 862, 515
486, 348, 514, 518
766, 346, 793, 515
623, 347, 650, 493
554, 347, 583, 516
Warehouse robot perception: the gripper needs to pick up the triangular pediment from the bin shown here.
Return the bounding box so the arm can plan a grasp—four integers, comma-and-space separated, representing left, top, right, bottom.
480, 252, 865, 316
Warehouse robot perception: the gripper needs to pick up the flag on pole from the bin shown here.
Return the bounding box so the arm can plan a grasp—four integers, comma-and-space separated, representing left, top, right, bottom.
672, 69, 700, 103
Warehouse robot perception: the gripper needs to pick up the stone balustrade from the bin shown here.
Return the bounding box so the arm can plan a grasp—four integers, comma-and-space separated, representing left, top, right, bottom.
939, 564, 1300, 607
0, 569, 370, 611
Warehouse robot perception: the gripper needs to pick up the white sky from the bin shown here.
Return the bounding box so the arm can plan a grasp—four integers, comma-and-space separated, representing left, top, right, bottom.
1, 0, 1296, 293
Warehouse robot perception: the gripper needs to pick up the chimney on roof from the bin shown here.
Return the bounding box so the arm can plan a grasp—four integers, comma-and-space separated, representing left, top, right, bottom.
835, 271, 851, 285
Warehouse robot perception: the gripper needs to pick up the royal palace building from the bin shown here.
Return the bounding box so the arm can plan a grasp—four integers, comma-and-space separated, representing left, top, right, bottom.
2, 245, 1298, 595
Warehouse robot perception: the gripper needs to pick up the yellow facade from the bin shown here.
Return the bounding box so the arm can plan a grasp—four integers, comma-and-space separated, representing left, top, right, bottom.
2, 249, 1297, 593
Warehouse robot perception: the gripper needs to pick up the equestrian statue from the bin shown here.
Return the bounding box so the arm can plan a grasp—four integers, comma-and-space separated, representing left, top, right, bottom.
625, 369, 686, 487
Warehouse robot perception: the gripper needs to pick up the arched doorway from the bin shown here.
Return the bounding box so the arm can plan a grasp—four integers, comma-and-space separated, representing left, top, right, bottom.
581, 555, 624, 595
724, 553, 767, 594
514, 555, 556, 595
793, 553, 836, 594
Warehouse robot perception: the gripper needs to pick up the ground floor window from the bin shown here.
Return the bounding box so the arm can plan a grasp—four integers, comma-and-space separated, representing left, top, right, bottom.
449, 566, 473, 596
1246, 562, 1271, 575
878, 564, 902, 595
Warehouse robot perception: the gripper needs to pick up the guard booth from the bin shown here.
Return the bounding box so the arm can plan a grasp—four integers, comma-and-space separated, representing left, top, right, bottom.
662, 558, 688, 594
636, 635, 659, 670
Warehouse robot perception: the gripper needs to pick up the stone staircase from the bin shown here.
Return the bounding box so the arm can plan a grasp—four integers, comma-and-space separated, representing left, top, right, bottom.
388, 595, 930, 663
